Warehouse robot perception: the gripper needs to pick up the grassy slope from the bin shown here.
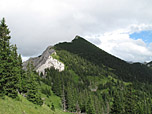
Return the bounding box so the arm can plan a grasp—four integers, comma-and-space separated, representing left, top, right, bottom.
0, 91, 70, 114
0, 95, 71, 114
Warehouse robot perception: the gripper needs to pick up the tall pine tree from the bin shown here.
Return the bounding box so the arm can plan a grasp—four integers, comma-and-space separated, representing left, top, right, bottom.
0, 18, 19, 98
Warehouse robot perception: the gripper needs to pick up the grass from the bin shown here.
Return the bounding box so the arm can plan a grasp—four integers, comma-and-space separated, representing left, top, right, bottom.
0, 95, 72, 114
39, 82, 62, 109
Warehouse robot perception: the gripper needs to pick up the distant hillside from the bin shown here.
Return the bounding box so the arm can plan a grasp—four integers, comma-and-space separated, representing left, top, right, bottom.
55, 36, 152, 83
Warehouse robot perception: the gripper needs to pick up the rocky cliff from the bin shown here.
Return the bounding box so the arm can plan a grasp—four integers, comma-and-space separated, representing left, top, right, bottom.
23, 46, 65, 74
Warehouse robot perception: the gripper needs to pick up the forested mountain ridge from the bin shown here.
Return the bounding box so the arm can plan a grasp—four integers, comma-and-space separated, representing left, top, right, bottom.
25, 35, 152, 84
55, 35, 152, 83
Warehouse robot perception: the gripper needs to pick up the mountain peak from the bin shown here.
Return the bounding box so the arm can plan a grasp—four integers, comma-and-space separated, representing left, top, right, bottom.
74, 35, 82, 39
74, 35, 80, 40
73, 35, 86, 41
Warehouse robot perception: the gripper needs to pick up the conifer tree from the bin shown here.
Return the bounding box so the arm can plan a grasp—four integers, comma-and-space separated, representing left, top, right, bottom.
17, 54, 23, 93
6, 45, 20, 98
0, 18, 10, 97
86, 96, 95, 114
26, 62, 43, 105
124, 85, 137, 114
0, 18, 18, 98
110, 91, 123, 114
66, 83, 75, 112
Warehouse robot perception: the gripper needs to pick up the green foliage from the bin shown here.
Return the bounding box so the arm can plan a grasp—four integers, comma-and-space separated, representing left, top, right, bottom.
124, 85, 138, 114
41, 86, 52, 97
51, 53, 60, 62
51, 103, 55, 111
110, 91, 124, 114
0, 18, 21, 98
86, 97, 95, 114
25, 62, 43, 105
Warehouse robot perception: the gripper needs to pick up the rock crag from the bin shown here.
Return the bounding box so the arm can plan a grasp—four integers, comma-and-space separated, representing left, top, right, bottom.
23, 46, 64, 74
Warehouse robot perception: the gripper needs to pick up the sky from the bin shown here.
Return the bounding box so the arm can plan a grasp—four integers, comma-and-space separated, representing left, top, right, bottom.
1, 0, 152, 62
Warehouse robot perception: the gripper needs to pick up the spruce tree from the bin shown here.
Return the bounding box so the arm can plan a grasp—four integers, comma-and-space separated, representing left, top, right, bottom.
17, 54, 23, 93
110, 91, 123, 114
124, 85, 137, 114
66, 83, 75, 112
0, 18, 18, 98
26, 62, 43, 105
0, 18, 10, 97
6, 45, 20, 98
86, 96, 95, 114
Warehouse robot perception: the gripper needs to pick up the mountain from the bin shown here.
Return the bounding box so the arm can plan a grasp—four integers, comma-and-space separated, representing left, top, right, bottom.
22, 35, 152, 114
24, 35, 152, 83
55, 36, 152, 83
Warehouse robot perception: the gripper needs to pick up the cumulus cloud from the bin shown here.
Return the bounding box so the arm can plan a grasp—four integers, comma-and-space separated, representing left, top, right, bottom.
0, 0, 152, 62
94, 24, 152, 62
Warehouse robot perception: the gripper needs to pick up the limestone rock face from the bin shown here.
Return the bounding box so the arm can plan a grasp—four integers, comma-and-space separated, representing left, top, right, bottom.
36, 55, 64, 74
23, 46, 64, 74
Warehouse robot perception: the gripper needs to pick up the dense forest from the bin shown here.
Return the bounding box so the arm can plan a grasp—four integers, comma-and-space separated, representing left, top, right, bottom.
1, 18, 152, 114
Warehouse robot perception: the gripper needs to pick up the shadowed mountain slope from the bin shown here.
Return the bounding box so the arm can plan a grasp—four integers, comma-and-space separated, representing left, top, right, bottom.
55, 36, 152, 83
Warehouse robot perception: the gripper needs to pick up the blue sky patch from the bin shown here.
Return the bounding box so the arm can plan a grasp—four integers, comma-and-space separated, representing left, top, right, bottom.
130, 30, 152, 44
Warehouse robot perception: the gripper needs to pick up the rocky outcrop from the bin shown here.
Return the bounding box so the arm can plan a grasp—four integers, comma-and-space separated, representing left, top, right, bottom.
23, 46, 65, 74
36, 55, 64, 74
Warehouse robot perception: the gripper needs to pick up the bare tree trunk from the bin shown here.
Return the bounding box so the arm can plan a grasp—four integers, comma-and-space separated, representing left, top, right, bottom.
62, 85, 66, 111
76, 101, 81, 114
106, 102, 110, 114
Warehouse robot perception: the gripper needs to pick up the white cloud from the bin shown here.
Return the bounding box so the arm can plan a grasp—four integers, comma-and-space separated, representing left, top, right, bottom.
1, 0, 152, 62
94, 24, 152, 62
